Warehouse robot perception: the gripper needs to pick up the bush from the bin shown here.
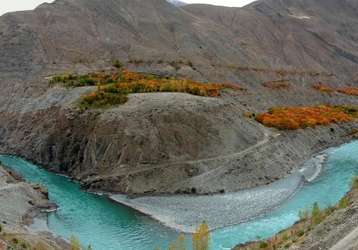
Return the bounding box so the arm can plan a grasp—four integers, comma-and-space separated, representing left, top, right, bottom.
324, 203, 334, 215
339, 198, 348, 209
351, 175, 358, 189
191, 187, 197, 194
113, 59, 122, 68
296, 230, 305, 237
256, 105, 358, 130
259, 242, 269, 248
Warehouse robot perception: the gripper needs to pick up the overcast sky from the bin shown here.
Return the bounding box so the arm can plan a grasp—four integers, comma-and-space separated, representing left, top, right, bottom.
0, 0, 255, 16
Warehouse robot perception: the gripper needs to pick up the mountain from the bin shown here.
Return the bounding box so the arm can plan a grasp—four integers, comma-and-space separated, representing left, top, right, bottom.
1, 0, 358, 196
1, 0, 358, 89
166, 0, 187, 6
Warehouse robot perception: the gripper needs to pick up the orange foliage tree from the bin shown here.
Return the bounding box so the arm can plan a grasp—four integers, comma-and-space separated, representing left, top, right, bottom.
51, 68, 246, 110
255, 105, 358, 130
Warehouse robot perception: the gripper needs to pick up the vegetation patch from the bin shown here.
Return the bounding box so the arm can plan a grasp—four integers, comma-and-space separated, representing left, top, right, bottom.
261, 79, 291, 89
255, 105, 358, 130
49, 67, 246, 111
337, 87, 358, 96
233, 174, 358, 250
312, 82, 334, 92
312, 83, 358, 96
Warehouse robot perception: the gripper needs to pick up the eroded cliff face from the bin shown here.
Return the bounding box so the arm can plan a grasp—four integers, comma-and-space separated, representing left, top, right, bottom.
1, 0, 358, 195
1, 79, 358, 195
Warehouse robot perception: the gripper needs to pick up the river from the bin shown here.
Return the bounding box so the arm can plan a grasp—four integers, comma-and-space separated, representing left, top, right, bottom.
1, 139, 358, 250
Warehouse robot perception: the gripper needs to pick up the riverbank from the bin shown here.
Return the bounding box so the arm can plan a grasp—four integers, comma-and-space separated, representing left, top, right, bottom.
232, 182, 358, 250
111, 168, 305, 233
0, 162, 69, 250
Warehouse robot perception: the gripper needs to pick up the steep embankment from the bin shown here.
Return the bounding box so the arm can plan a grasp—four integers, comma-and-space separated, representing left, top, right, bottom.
1, 0, 358, 195
1, 79, 358, 195
232, 185, 358, 250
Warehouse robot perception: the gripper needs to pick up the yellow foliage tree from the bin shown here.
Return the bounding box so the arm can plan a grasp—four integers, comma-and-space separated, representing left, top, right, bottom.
70, 235, 81, 250
169, 235, 186, 250
192, 221, 211, 250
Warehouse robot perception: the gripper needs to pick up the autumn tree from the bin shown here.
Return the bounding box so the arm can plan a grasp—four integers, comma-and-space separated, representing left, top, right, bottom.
192, 221, 211, 250
70, 235, 81, 250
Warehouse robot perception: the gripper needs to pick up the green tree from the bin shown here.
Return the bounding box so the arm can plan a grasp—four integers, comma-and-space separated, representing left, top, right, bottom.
311, 202, 323, 227
192, 221, 211, 250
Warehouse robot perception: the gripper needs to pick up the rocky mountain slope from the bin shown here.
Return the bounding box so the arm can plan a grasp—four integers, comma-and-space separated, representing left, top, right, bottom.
1, 0, 358, 196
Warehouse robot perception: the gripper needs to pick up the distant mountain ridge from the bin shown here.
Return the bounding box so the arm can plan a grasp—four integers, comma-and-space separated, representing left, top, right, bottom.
1, 0, 358, 85
166, 0, 187, 6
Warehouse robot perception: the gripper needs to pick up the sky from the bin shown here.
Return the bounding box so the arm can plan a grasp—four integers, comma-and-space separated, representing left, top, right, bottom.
0, 0, 255, 16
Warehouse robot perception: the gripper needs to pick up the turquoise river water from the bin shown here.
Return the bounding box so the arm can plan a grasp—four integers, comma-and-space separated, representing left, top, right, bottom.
1, 140, 358, 250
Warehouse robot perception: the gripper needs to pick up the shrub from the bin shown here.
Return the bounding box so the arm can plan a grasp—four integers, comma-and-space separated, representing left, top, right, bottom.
337, 87, 358, 96
243, 110, 251, 118
351, 175, 358, 190
261, 79, 291, 89
191, 187, 197, 194
312, 82, 334, 92
113, 59, 122, 68
324, 203, 334, 215
259, 242, 269, 248
339, 198, 348, 209
296, 230, 305, 237
256, 105, 358, 130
